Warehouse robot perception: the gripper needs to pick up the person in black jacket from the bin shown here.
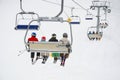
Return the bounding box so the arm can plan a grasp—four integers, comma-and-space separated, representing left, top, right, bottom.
49, 33, 58, 63
49, 33, 58, 42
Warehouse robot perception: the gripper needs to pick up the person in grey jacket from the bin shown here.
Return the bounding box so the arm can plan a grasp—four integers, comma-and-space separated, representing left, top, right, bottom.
59, 33, 71, 66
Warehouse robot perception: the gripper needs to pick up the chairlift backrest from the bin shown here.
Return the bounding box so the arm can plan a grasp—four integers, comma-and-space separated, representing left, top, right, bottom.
87, 26, 103, 34
27, 42, 69, 53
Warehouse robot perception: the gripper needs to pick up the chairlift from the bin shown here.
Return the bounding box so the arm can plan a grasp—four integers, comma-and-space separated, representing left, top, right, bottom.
85, 13, 93, 20
87, 26, 103, 41
69, 7, 80, 24
15, 12, 40, 30
70, 16, 80, 24
14, 0, 40, 30
99, 19, 108, 29
16, 0, 72, 66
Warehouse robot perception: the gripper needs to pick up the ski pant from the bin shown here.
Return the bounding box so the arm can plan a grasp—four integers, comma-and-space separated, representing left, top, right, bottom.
31, 52, 40, 58
60, 53, 69, 61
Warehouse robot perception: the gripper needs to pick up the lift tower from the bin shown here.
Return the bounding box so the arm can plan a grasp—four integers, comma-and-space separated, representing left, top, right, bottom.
87, 0, 111, 41
90, 0, 109, 32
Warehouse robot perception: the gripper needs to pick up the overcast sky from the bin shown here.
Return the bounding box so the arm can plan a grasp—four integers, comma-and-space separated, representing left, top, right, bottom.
0, 0, 120, 80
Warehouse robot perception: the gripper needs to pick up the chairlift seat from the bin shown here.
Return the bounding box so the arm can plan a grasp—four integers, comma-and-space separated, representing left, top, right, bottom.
70, 22, 80, 24
27, 42, 69, 53
15, 25, 39, 30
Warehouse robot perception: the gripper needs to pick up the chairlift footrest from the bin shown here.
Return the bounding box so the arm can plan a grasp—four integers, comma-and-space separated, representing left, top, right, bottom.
15, 25, 39, 30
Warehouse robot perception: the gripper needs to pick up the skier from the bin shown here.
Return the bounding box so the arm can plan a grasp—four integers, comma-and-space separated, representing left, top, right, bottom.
49, 33, 58, 42
28, 32, 40, 64
40, 36, 49, 64
92, 31, 95, 40
49, 33, 59, 63
88, 31, 92, 40
59, 33, 71, 66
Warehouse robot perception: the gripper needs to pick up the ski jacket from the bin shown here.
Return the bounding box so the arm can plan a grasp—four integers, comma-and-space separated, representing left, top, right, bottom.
59, 38, 70, 45
28, 36, 38, 42
49, 37, 58, 42
59, 37, 71, 53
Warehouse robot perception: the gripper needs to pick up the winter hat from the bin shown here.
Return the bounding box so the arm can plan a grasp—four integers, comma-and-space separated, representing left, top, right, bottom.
52, 33, 56, 37
63, 33, 68, 38
41, 36, 46, 41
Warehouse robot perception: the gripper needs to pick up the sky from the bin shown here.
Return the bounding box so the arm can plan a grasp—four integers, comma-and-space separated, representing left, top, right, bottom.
0, 0, 120, 80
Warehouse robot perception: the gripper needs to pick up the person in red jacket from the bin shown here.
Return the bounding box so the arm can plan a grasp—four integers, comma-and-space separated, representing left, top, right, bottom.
28, 32, 40, 64
28, 32, 38, 41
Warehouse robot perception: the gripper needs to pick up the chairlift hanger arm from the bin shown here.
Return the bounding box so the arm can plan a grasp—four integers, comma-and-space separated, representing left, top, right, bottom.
19, 0, 40, 16
20, 0, 25, 12
55, 0, 64, 17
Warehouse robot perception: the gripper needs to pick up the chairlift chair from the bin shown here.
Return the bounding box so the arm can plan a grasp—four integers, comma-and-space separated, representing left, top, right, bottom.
70, 16, 81, 24
87, 26, 103, 40
15, 12, 40, 30
16, 0, 72, 65
24, 18, 73, 54
69, 7, 80, 24
85, 13, 93, 20
15, 0, 40, 30
99, 19, 108, 28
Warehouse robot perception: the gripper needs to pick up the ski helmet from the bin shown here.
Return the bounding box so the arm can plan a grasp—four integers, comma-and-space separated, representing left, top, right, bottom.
31, 32, 36, 36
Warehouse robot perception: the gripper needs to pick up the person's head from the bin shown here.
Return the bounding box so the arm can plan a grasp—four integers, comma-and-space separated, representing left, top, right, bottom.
31, 32, 36, 37
41, 36, 46, 41
63, 33, 68, 38
52, 33, 56, 38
